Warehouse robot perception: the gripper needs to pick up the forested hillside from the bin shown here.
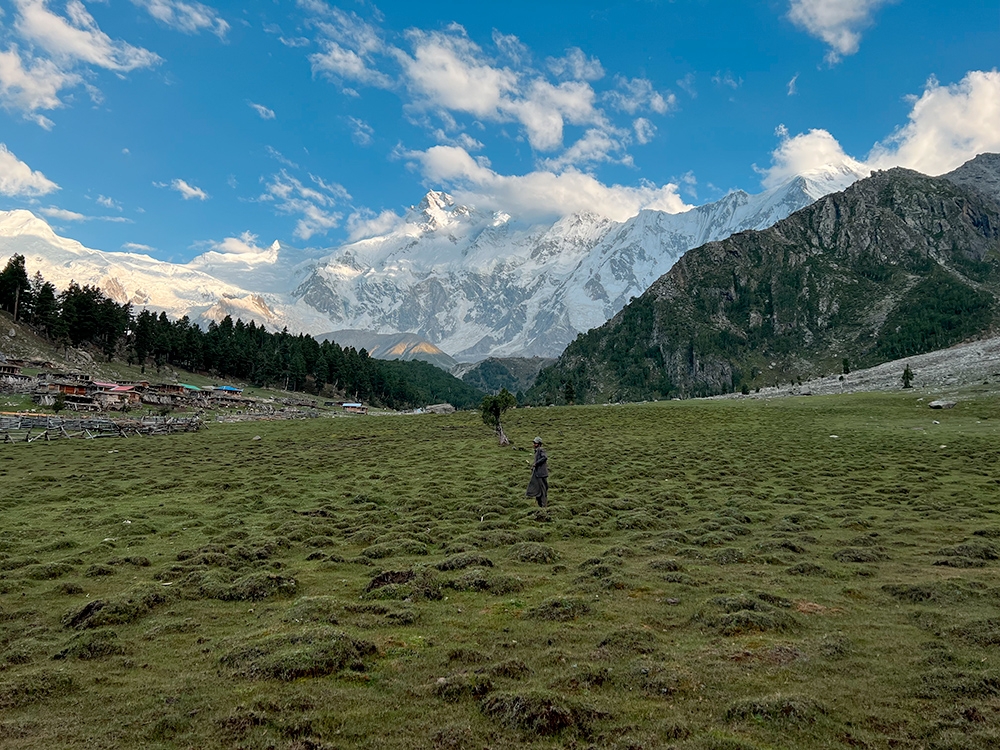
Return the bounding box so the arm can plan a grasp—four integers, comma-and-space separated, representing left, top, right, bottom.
0, 256, 483, 409
529, 158, 1000, 404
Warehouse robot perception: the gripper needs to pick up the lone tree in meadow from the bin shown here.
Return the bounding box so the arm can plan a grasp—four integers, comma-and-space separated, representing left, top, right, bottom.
901, 364, 914, 389
481, 388, 517, 446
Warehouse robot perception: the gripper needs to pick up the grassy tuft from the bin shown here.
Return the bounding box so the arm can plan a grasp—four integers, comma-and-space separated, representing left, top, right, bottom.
219, 627, 378, 681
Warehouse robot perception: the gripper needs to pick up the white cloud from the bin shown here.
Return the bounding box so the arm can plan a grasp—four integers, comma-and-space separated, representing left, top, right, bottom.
123, 242, 156, 252
397, 28, 517, 120
0, 143, 59, 196
309, 8, 392, 88
787, 0, 893, 64
208, 231, 271, 256
259, 169, 348, 240
633, 118, 656, 145
0, 1, 164, 124
311, 39, 393, 88
265, 145, 299, 169
164, 178, 209, 200
506, 79, 603, 151
297, 11, 674, 169
761, 70, 1000, 189
129, 0, 229, 38
868, 70, 1000, 176
14, 0, 161, 71
402, 144, 690, 222
678, 170, 697, 199
39, 205, 131, 222
346, 208, 405, 241
39, 205, 84, 221
0, 45, 77, 123
541, 127, 631, 171
492, 30, 530, 67
348, 116, 374, 145
606, 76, 675, 115
787, 73, 799, 96
676, 73, 696, 98
249, 101, 275, 119
712, 71, 742, 90
547, 47, 604, 81
760, 127, 867, 188
431, 129, 484, 151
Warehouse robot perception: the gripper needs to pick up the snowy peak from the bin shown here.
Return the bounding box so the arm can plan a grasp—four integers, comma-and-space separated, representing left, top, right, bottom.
797, 162, 869, 200
0, 209, 63, 243
406, 190, 479, 232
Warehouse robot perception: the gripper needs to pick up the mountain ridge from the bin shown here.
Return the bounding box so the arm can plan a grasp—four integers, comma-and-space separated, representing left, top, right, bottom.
0, 163, 866, 360
526, 155, 1000, 403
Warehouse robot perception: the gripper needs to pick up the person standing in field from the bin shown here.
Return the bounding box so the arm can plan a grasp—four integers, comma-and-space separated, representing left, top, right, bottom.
526, 436, 549, 507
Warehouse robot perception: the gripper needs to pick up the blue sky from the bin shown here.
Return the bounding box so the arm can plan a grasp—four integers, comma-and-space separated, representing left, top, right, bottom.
0, 0, 998, 263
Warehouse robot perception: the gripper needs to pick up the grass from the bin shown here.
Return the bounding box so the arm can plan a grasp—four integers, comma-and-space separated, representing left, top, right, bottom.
1, 391, 1000, 748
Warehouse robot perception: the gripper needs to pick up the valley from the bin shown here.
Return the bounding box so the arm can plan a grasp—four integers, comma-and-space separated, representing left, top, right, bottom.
2, 391, 999, 748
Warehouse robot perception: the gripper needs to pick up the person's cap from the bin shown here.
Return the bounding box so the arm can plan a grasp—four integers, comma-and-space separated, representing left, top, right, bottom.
533, 436, 542, 444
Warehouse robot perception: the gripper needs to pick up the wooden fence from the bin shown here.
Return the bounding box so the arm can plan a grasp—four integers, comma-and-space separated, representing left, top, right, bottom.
0, 413, 202, 443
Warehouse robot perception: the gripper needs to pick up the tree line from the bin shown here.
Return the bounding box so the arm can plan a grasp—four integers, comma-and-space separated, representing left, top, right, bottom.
0, 254, 482, 409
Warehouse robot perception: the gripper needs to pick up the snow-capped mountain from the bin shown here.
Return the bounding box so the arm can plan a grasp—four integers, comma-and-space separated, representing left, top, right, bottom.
294, 165, 865, 360
0, 209, 330, 332
0, 163, 865, 361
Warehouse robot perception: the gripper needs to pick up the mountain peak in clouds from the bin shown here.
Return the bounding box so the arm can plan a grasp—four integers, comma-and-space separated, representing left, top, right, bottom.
795, 162, 871, 200
409, 190, 473, 230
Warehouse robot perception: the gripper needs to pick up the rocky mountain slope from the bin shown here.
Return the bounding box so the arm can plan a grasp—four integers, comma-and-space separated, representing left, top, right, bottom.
528, 154, 1000, 403
0, 165, 863, 361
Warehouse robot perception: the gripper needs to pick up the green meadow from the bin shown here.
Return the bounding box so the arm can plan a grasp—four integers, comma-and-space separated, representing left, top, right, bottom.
2, 393, 1000, 749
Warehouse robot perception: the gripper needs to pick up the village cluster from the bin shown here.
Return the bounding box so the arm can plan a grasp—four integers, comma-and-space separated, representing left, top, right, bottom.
0, 353, 328, 414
